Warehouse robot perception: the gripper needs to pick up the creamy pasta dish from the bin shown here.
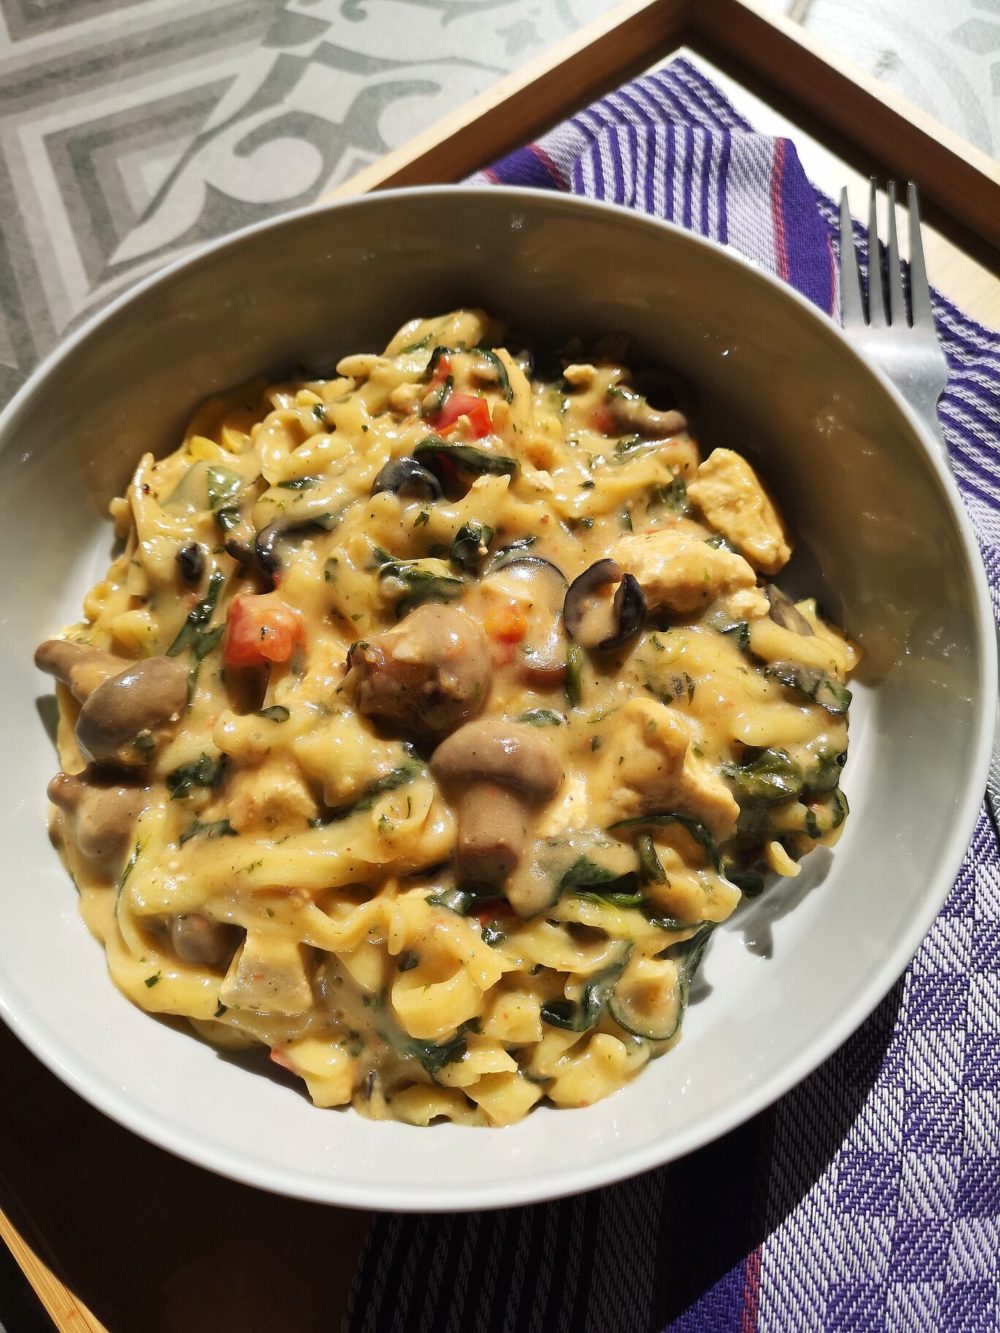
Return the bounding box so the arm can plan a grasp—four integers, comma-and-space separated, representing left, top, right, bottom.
37, 308, 858, 1127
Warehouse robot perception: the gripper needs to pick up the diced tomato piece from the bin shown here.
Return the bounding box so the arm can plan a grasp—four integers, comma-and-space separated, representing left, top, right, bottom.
224, 593, 305, 669
432, 392, 492, 438
270, 1047, 295, 1072
485, 601, 527, 643
473, 901, 514, 927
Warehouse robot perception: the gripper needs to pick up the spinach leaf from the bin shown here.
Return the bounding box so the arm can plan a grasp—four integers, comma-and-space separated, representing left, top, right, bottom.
406, 1031, 468, 1077
763, 661, 852, 716
647, 476, 690, 514
378, 560, 465, 616
167, 569, 225, 660
557, 856, 639, 898
608, 811, 722, 872
517, 708, 566, 727
705, 606, 750, 651
723, 748, 803, 806
426, 886, 504, 917
166, 752, 227, 799
450, 520, 495, 572
636, 832, 667, 884
277, 476, 319, 490
565, 644, 583, 708
414, 437, 519, 479
323, 764, 421, 820
541, 951, 632, 1032
179, 818, 238, 845
476, 348, 514, 402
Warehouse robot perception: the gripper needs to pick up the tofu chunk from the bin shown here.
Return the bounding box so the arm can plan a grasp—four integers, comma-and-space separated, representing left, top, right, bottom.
687, 448, 791, 575
591, 698, 739, 842
226, 757, 318, 833
220, 931, 313, 1015
615, 528, 755, 616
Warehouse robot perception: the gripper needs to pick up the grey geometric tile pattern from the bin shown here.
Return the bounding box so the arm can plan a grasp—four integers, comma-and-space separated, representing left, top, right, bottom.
0, 0, 994, 411
0, 0, 620, 406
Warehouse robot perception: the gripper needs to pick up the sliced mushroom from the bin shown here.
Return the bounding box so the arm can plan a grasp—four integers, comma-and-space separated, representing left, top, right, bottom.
479, 556, 567, 685
76, 656, 189, 768
255, 511, 341, 581
765, 585, 814, 637
563, 559, 645, 653
609, 388, 687, 439
35, 639, 129, 703
47, 769, 147, 875
170, 913, 239, 967
431, 720, 563, 887
176, 543, 205, 586
348, 604, 491, 740
371, 456, 443, 501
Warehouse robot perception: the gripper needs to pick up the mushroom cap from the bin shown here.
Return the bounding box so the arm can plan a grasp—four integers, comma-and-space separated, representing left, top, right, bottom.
76, 655, 189, 767
431, 719, 563, 799
350, 604, 491, 740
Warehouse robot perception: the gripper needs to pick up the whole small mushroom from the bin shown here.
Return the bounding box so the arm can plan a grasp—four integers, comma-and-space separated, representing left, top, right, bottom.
348, 604, 491, 740
431, 719, 563, 887
47, 769, 147, 875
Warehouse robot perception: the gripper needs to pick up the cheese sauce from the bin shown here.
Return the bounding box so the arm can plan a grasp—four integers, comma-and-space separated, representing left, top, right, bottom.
38, 309, 859, 1125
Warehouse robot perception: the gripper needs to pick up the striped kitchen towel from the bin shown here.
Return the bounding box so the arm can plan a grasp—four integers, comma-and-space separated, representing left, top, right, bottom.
346, 58, 1000, 1333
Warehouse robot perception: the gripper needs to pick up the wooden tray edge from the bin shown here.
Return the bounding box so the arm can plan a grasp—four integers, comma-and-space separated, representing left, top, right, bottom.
0, 1207, 108, 1333
320, 0, 999, 247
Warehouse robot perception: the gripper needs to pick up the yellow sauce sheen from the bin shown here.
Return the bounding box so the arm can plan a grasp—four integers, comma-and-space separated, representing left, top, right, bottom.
47, 308, 858, 1126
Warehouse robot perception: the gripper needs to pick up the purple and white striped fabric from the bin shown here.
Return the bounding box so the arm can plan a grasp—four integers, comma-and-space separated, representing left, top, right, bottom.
346, 59, 1000, 1333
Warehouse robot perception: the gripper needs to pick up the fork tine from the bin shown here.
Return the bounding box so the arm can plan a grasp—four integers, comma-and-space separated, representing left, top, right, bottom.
838, 188, 865, 328
885, 181, 906, 326
906, 182, 935, 328
866, 179, 887, 326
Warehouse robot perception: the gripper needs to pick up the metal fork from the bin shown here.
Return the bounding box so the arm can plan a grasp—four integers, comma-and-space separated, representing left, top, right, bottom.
838, 182, 1000, 827
838, 180, 949, 453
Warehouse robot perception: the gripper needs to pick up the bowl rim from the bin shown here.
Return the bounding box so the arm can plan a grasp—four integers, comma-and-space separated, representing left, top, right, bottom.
1, 184, 994, 1212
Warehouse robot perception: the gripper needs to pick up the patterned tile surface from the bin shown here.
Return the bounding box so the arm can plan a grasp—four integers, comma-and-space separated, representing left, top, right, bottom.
799, 0, 999, 157
0, 0, 619, 403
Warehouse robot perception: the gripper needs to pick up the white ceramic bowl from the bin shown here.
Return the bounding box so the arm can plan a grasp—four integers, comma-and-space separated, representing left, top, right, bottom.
0, 188, 992, 1211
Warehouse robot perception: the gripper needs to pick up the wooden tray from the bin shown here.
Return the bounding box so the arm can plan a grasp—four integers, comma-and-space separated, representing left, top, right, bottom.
323, 0, 999, 323
3, 4, 997, 1330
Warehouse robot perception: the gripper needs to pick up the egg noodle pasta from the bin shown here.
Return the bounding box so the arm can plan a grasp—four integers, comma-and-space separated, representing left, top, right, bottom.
37, 309, 859, 1126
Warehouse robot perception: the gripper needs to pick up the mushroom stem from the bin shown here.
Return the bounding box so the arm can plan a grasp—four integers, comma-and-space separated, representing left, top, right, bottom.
35, 640, 128, 702
454, 781, 529, 886
431, 719, 563, 888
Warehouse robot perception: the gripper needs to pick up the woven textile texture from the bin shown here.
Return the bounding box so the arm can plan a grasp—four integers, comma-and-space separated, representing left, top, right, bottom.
345, 58, 1000, 1333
